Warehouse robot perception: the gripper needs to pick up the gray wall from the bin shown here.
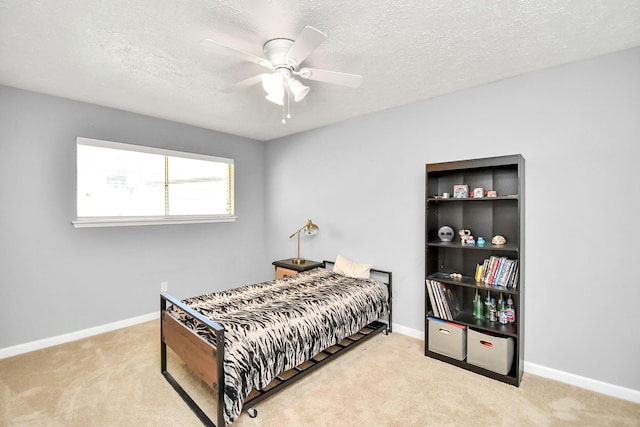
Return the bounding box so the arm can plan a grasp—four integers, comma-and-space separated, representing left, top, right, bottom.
0, 86, 268, 348
2, 47, 638, 393
265, 47, 640, 391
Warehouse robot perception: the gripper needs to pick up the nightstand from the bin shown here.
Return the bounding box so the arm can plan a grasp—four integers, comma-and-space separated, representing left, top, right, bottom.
272, 258, 323, 279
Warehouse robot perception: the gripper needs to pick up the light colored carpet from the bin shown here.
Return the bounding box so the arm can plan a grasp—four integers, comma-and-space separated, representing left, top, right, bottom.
1, 320, 638, 426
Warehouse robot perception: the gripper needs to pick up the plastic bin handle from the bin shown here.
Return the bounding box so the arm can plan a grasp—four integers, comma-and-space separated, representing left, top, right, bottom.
480, 340, 494, 347
438, 328, 451, 335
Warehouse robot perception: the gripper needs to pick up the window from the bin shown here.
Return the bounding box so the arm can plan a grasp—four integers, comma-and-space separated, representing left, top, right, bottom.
72, 137, 235, 227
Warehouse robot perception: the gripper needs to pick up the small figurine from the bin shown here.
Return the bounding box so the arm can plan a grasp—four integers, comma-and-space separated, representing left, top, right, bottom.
467, 236, 476, 245
459, 229, 473, 244
477, 237, 486, 246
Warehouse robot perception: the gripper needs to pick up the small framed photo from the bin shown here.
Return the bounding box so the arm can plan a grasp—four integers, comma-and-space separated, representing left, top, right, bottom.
453, 184, 469, 198
486, 190, 497, 197
473, 187, 484, 198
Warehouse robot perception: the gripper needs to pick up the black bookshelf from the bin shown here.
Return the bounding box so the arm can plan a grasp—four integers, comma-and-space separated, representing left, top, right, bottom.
425, 154, 524, 386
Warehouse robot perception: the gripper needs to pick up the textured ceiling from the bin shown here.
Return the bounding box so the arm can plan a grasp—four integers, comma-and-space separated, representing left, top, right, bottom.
1, 1, 639, 141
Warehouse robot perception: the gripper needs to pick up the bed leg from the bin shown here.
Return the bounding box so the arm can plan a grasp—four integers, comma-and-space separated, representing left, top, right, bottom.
161, 299, 167, 372
247, 408, 258, 418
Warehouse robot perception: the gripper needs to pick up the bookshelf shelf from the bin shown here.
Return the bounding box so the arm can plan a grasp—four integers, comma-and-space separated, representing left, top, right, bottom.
426, 272, 519, 295
426, 241, 519, 252
447, 312, 518, 337
424, 154, 525, 386
427, 195, 519, 202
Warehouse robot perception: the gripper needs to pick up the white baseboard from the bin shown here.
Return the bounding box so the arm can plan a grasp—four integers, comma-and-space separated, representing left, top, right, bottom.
0, 311, 158, 359
392, 324, 639, 404
392, 323, 423, 340
523, 361, 640, 404
3, 316, 638, 404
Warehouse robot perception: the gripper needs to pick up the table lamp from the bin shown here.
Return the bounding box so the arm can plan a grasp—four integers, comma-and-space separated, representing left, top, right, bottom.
289, 219, 319, 264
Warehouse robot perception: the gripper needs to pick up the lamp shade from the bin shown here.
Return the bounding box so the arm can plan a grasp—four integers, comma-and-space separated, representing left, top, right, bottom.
289, 78, 310, 102
265, 91, 284, 105
262, 73, 285, 105
261, 73, 283, 94
304, 220, 319, 235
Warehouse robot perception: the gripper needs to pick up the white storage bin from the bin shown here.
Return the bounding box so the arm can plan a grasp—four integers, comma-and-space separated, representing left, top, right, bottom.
466, 328, 514, 375
428, 318, 467, 361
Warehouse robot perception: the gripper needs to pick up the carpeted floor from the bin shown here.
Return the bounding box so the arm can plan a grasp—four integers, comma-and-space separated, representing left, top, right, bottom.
1, 320, 638, 426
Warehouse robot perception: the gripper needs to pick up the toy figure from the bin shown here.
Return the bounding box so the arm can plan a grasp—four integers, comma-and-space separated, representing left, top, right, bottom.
458, 229, 473, 244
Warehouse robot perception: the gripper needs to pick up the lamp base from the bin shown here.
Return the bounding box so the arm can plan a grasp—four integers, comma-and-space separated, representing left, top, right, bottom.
291, 258, 306, 265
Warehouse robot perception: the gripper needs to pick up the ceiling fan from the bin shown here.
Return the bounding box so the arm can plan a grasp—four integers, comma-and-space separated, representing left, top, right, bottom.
201, 26, 363, 123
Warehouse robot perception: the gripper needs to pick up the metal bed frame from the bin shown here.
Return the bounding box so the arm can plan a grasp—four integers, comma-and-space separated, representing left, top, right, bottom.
160, 260, 392, 426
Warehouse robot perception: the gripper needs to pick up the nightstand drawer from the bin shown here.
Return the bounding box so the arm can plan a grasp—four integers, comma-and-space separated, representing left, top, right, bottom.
275, 266, 298, 279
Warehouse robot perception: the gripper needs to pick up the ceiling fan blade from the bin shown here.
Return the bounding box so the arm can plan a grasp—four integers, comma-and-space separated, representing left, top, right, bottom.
201, 39, 273, 70
287, 26, 327, 65
221, 74, 265, 93
295, 67, 363, 88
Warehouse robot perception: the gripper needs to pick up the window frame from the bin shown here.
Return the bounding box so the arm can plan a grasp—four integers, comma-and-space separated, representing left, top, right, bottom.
72, 137, 236, 228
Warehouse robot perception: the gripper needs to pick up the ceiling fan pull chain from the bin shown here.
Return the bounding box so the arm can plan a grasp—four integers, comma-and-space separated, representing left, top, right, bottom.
281, 90, 287, 124
282, 101, 286, 124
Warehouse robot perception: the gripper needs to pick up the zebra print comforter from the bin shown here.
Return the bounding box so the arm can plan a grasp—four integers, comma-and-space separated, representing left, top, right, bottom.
168, 267, 389, 425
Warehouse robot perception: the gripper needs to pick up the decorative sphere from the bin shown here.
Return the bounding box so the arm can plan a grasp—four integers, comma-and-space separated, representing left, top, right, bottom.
492, 235, 506, 245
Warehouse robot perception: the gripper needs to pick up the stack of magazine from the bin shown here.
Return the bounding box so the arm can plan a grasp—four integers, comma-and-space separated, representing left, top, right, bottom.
426, 279, 461, 321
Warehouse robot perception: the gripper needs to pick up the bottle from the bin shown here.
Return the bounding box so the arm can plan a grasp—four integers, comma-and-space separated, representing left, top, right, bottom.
506, 298, 515, 323
489, 297, 497, 322
485, 291, 492, 319
472, 290, 479, 318
474, 290, 484, 319
499, 300, 508, 324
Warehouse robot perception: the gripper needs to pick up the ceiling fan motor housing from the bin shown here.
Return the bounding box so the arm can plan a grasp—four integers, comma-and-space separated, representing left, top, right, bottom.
263, 38, 297, 70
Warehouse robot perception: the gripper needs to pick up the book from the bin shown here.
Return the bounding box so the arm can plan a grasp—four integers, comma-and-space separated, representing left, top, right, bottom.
492, 257, 507, 285
437, 282, 452, 320
433, 280, 448, 319
480, 258, 490, 283
425, 279, 440, 318
497, 259, 514, 288
502, 260, 517, 288
484, 256, 500, 284
427, 280, 442, 318
427, 279, 453, 320
510, 264, 520, 288
507, 260, 517, 287
439, 282, 461, 320
474, 263, 483, 282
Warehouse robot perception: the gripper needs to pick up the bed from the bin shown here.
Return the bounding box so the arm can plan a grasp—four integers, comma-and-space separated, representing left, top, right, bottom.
160, 260, 392, 426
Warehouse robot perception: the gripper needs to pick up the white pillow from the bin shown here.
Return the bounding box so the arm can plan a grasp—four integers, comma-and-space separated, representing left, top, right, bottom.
333, 255, 372, 279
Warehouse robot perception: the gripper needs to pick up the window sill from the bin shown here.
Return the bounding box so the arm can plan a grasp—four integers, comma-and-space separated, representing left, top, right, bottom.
72, 215, 238, 228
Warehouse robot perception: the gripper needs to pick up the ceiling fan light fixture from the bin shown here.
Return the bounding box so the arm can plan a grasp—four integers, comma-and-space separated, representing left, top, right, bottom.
261, 73, 284, 95
288, 78, 310, 102
265, 91, 284, 105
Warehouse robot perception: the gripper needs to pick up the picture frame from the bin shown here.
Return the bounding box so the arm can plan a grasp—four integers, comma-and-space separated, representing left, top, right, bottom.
453, 184, 469, 198
473, 187, 484, 198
